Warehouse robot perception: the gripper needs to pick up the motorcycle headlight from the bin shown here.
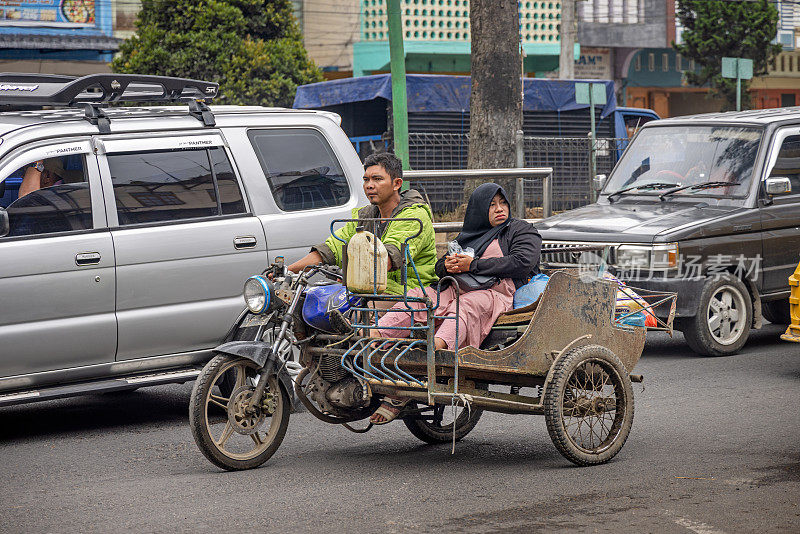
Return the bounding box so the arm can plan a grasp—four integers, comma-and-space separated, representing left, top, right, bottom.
243, 275, 275, 314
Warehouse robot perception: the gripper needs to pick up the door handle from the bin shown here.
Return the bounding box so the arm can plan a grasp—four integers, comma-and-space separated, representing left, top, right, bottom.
233, 236, 257, 250
75, 252, 101, 266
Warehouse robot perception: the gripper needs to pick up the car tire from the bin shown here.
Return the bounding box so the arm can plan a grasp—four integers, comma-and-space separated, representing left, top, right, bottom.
680, 274, 752, 357
761, 299, 792, 325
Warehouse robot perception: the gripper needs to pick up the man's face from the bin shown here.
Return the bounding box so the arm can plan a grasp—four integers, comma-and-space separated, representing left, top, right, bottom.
362, 164, 401, 205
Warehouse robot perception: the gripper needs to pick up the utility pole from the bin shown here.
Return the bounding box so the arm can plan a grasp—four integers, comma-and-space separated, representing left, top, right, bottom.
387, 0, 410, 183
559, 0, 575, 79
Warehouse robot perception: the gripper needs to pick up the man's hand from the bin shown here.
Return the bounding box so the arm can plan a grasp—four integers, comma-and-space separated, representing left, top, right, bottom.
287, 251, 323, 275
445, 254, 472, 274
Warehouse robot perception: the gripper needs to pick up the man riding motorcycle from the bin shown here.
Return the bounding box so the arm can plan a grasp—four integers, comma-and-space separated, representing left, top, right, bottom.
280, 151, 438, 431
287, 152, 437, 295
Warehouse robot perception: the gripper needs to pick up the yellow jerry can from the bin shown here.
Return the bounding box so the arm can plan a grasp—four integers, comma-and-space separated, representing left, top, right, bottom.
346, 227, 388, 294
781, 261, 800, 343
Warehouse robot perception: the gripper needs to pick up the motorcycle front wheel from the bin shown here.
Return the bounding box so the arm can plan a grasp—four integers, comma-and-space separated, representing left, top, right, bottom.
189, 355, 290, 471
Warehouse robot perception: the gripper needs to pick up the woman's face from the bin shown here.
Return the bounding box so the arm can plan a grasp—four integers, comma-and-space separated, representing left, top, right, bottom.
488, 192, 509, 227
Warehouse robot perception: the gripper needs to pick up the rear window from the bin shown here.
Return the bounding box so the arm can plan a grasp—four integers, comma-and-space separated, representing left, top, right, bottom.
248, 128, 350, 212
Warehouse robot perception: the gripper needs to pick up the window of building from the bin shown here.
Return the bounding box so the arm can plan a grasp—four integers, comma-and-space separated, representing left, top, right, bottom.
248, 129, 351, 212
663, 53, 669, 72
648, 53, 655, 71
1, 154, 92, 238
107, 147, 245, 226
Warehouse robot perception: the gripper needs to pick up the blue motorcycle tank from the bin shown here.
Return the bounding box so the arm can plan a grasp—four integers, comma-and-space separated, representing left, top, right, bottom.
302, 284, 362, 333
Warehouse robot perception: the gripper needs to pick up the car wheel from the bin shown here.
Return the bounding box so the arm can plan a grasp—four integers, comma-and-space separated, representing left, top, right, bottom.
762, 299, 791, 325
681, 274, 752, 356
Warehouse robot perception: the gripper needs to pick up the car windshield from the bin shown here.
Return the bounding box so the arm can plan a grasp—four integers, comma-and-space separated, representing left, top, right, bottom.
604, 126, 763, 198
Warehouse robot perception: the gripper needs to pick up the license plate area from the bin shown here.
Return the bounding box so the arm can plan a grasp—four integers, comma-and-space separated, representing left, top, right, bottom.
241, 313, 273, 328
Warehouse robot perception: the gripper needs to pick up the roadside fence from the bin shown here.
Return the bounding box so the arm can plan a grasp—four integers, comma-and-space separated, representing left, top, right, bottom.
399, 132, 628, 216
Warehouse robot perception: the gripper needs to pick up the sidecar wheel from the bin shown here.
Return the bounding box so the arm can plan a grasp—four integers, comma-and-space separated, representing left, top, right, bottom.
543, 345, 634, 466
189, 355, 290, 471
403, 403, 483, 444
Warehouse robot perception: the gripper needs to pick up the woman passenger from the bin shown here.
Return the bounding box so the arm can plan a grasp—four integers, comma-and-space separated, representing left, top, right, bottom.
369, 183, 542, 424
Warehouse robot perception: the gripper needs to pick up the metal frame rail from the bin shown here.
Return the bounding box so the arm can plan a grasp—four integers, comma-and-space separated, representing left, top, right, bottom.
0, 73, 219, 133
403, 167, 554, 218
330, 218, 462, 404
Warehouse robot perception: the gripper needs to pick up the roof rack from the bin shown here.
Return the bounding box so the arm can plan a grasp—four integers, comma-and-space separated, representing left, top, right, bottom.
0, 73, 219, 133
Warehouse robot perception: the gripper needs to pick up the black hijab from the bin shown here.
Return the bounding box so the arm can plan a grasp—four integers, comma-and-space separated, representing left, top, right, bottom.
455, 183, 512, 257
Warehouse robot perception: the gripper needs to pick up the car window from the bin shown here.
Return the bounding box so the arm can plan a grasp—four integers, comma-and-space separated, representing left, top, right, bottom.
767, 134, 800, 195
107, 147, 245, 225
1, 154, 92, 238
248, 128, 350, 212
606, 126, 762, 198
211, 147, 246, 215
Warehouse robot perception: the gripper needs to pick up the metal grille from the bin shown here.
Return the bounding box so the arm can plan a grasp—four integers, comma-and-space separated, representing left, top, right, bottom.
406, 133, 468, 214
541, 242, 617, 267
406, 133, 628, 215
523, 137, 627, 212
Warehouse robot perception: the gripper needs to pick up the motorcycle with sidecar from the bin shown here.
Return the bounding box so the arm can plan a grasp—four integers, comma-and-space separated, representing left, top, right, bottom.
188, 218, 676, 470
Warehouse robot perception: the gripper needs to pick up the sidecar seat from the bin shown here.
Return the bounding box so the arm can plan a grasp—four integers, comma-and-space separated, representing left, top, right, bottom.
480, 297, 541, 350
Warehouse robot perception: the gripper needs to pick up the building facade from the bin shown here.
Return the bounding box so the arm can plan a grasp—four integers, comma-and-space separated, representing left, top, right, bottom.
577, 0, 800, 116
291, 0, 359, 78
296, 0, 571, 78
0, 0, 120, 75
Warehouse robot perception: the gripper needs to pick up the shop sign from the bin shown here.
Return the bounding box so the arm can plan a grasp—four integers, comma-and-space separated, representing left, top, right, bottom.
575, 48, 611, 80
0, 0, 95, 28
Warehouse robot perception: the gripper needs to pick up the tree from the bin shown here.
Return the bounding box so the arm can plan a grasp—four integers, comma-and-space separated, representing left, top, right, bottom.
467, 0, 522, 207
112, 0, 322, 107
673, 0, 781, 111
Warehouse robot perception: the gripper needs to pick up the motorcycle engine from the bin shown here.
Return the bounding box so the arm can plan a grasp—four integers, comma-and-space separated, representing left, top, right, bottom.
306, 354, 369, 415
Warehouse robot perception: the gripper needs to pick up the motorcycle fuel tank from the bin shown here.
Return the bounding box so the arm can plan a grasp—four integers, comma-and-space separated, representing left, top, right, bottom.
301, 284, 362, 333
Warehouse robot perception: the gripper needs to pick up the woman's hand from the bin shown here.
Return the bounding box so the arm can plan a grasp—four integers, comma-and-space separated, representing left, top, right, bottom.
445, 254, 473, 274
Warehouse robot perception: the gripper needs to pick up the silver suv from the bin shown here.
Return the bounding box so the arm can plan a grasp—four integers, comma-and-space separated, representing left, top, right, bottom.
0, 74, 367, 406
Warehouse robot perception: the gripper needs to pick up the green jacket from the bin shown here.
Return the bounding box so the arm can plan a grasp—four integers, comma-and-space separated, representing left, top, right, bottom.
313, 189, 438, 295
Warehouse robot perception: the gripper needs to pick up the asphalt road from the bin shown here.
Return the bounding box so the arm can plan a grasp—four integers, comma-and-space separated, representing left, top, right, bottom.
0, 324, 798, 533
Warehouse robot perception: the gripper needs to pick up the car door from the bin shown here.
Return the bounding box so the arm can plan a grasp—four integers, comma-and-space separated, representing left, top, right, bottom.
758, 128, 800, 294
0, 139, 116, 378
95, 133, 268, 361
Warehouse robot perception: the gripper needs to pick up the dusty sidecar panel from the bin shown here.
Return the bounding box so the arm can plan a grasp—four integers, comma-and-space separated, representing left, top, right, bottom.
455, 270, 645, 375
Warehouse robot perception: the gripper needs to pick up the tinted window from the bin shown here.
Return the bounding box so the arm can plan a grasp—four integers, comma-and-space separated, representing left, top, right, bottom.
769, 135, 800, 194
248, 129, 350, 211
2, 154, 92, 238
108, 149, 220, 225
211, 147, 246, 215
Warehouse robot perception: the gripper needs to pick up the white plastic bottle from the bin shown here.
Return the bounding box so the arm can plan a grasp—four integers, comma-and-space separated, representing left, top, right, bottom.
346, 226, 388, 294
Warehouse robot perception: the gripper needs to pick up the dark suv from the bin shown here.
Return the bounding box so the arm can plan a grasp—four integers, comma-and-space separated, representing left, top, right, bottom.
537, 108, 800, 356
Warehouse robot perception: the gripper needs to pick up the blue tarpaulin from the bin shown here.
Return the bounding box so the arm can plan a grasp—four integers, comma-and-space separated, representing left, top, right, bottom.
293, 74, 617, 118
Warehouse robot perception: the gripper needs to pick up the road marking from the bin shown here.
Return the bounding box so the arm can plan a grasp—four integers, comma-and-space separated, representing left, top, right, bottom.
672, 516, 726, 534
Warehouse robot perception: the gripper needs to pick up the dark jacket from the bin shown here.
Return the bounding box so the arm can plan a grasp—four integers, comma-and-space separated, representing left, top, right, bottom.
435, 218, 542, 289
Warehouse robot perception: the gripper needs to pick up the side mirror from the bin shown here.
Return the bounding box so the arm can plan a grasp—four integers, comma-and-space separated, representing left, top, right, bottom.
0, 208, 8, 238
765, 177, 792, 195
593, 174, 607, 192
